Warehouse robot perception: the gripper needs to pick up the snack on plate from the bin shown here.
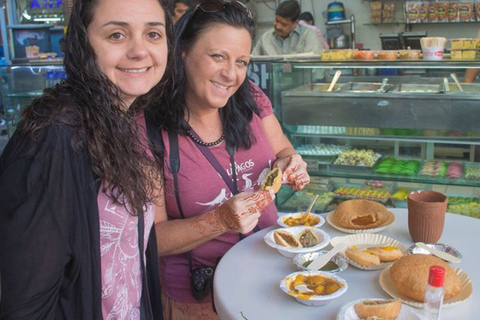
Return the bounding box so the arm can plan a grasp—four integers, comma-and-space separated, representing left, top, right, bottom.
390, 254, 462, 302
288, 273, 344, 297
273, 230, 302, 248
354, 299, 401, 320
282, 214, 320, 227
366, 246, 403, 262
298, 229, 319, 248
332, 199, 392, 229
262, 167, 282, 193
345, 246, 381, 267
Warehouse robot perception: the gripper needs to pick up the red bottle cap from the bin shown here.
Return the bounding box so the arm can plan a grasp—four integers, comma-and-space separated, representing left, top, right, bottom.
428, 265, 446, 287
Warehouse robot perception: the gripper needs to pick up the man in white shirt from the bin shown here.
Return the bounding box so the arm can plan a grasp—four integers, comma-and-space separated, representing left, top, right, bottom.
252, 0, 322, 55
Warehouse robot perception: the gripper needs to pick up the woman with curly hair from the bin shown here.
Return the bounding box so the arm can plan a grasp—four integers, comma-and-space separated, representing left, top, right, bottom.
0, 0, 173, 319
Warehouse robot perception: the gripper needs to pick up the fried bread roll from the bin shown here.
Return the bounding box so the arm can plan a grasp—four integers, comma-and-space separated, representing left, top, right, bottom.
354, 298, 401, 320
390, 254, 462, 301
273, 230, 302, 248
298, 229, 319, 247
367, 246, 403, 262
332, 199, 392, 230
345, 246, 381, 267
262, 167, 282, 193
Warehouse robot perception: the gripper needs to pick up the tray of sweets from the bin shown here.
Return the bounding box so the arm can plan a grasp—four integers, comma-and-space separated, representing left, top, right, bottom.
373, 157, 420, 176
281, 190, 335, 213
296, 143, 348, 156
333, 186, 391, 203
465, 162, 480, 180
417, 160, 448, 178
332, 149, 381, 171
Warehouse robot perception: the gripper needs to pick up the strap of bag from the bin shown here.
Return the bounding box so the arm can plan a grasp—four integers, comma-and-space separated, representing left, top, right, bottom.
137, 210, 154, 320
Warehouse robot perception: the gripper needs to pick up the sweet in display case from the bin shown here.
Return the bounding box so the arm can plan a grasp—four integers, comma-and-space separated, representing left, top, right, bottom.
261, 57, 480, 218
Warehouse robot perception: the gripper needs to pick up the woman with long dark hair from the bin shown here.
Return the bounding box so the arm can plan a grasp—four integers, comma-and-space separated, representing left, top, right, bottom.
0, 0, 173, 319
153, 1, 309, 318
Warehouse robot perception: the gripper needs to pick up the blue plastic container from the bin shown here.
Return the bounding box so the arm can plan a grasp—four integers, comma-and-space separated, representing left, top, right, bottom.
327, 2, 346, 21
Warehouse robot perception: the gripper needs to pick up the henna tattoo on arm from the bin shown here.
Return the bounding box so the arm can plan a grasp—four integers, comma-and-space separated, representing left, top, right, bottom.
215, 203, 241, 231
243, 191, 274, 214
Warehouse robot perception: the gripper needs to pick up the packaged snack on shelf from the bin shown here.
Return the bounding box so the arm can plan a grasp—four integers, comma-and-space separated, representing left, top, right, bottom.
450, 38, 479, 50
477, 2, 480, 21
420, 2, 430, 22
405, 2, 421, 23
458, 2, 475, 22
450, 50, 479, 60
437, 2, 449, 22
428, 2, 439, 22
449, 2, 460, 22
370, 1, 382, 10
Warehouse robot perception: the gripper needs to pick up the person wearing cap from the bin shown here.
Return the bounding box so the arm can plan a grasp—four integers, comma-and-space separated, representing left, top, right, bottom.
298, 11, 329, 50
252, 0, 322, 55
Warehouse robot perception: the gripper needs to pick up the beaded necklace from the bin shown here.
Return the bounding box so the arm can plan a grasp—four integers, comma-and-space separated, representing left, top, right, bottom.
187, 129, 225, 147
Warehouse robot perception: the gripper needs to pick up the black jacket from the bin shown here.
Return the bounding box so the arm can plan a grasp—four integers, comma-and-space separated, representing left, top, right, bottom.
0, 123, 163, 319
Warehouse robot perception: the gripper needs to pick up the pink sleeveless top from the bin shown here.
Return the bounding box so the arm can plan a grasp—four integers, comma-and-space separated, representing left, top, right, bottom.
98, 112, 155, 320
159, 95, 278, 303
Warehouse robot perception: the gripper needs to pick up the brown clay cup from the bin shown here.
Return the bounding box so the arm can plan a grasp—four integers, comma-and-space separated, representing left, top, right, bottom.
408, 190, 448, 243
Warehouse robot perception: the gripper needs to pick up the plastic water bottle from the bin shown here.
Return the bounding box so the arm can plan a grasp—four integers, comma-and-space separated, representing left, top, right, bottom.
45, 71, 56, 88
423, 265, 445, 320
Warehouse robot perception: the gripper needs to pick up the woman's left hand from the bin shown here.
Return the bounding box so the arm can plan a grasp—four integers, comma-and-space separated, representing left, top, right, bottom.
274, 154, 310, 190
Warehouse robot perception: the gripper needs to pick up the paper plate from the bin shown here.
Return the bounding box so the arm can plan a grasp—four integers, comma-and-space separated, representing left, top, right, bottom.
330, 233, 407, 270
379, 266, 473, 308
336, 298, 426, 320
264, 226, 330, 258
277, 212, 326, 228
326, 210, 394, 234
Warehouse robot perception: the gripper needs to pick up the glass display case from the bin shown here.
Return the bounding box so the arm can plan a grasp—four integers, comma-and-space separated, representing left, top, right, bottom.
1, 64, 65, 136
263, 58, 480, 218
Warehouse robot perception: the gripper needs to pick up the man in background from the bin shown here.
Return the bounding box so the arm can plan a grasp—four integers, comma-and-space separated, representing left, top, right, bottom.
173, 0, 193, 24
252, 0, 321, 55
299, 11, 329, 49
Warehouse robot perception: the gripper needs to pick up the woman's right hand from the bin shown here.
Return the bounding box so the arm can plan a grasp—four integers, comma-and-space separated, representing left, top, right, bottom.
215, 189, 275, 234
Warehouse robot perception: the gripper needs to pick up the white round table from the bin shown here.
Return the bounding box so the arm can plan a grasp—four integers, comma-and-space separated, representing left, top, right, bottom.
213, 209, 479, 320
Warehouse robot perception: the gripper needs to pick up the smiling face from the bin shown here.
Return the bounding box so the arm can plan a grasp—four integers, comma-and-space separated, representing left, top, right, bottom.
274, 15, 298, 39
182, 23, 251, 111
87, 0, 168, 107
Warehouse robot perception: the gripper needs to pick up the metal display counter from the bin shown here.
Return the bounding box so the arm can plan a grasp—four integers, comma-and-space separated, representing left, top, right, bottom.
259, 58, 480, 215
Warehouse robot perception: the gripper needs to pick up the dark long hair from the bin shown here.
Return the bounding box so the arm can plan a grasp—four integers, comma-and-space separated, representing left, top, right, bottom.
161, 1, 258, 150
18, 0, 175, 215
